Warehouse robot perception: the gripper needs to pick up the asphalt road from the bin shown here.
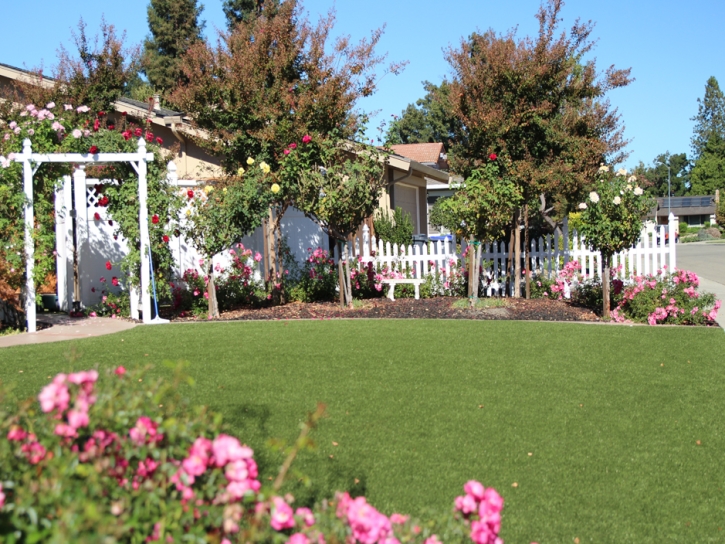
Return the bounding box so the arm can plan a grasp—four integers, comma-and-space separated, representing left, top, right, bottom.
677, 242, 725, 286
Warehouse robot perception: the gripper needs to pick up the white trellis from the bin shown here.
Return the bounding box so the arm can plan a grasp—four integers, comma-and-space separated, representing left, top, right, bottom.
13, 138, 156, 332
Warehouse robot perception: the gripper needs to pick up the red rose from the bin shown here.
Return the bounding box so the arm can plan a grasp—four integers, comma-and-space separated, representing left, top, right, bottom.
98, 111, 106, 117
93, 212, 100, 221
98, 195, 109, 206
108, 220, 113, 226
187, 190, 194, 199
134, 127, 143, 137
151, 214, 159, 224
89, 145, 99, 154
489, 153, 497, 160
105, 261, 112, 270
302, 134, 312, 144
107, 124, 115, 130
121, 111, 127, 117
93, 119, 100, 132
145, 132, 154, 142
162, 235, 170, 243
156, 137, 163, 145
111, 277, 119, 287
122, 131, 131, 141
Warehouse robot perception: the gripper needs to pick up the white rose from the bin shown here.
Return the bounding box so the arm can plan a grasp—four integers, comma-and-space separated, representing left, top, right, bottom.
628, 175, 637, 183
589, 191, 600, 203
613, 196, 621, 205
578, 202, 587, 210
616, 168, 627, 177
598, 165, 609, 173
633, 187, 643, 196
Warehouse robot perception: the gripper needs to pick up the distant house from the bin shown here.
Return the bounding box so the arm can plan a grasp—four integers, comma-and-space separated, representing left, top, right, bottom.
652, 195, 717, 227
389, 143, 452, 236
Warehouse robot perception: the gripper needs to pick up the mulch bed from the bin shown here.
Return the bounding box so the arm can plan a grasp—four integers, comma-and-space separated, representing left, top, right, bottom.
165, 297, 601, 323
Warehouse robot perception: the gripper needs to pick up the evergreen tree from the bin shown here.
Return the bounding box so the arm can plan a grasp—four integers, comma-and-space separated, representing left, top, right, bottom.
142, 0, 205, 93
691, 76, 725, 159
690, 133, 725, 195
633, 152, 690, 197
386, 81, 459, 145
222, 0, 272, 29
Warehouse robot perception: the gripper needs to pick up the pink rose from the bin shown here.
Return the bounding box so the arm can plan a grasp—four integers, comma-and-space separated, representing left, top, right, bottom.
270, 496, 295, 531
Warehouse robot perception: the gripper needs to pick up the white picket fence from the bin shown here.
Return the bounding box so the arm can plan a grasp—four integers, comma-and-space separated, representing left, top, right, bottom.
342, 214, 678, 295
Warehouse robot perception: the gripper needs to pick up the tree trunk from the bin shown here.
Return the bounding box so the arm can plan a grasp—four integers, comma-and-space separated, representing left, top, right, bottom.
514, 208, 522, 298
602, 254, 611, 320
524, 203, 531, 299
338, 242, 346, 308
206, 262, 219, 319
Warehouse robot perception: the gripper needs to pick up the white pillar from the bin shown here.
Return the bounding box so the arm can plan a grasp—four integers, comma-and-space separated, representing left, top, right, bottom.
362, 224, 370, 258
22, 139, 36, 333
668, 212, 677, 271
138, 139, 152, 323
73, 166, 87, 307
55, 176, 70, 312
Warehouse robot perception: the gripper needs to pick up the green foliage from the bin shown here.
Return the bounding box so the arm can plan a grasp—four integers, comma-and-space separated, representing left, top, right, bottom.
222, 0, 270, 28
142, 0, 205, 93
633, 152, 691, 197
690, 133, 725, 195
373, 207, 414, 247
679, 222, 689, 235
386, 81, 458, 146
283, 136, 388, 242
691, 76, 725, 160
430, 158, 522, 243
717, 197, 725, 229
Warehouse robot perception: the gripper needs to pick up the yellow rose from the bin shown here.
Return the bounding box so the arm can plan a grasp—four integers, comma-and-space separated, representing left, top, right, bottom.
237, 167, 245, 176
260, 161, 271, 174
271, 183, 281, 194
223, 187, 228, 193
185, 209, 191, 217
247, 157, 255, 165
204, 185, 213, 194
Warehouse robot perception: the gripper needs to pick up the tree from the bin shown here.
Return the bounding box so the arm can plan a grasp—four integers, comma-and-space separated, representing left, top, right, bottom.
142, 0, 205, 93
632, 152, 690, 197
386, 81, 459, 145
445, 0, 632, 298
182, 169, 272, 318
280, 135, 389, 307
429, 156, 522, 300
578, 167, 653, 319
690, 133, 725, 195
222, 0, 269, 29
691, 76, 725, 160
171, 0, 402, 286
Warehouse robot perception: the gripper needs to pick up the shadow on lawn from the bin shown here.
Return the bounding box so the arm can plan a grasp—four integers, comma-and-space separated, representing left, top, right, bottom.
225, 401, 369, 506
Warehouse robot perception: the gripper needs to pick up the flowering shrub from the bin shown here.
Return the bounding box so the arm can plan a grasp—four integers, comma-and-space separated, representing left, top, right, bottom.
421, 259, 467, 298
610, 268, 720, 325
0, 368, 508, 544
291, 248, 338, 302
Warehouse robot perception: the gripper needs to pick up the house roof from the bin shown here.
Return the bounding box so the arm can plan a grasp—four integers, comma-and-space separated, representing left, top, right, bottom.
654, 195, 716, 217
390, 143, 446, 167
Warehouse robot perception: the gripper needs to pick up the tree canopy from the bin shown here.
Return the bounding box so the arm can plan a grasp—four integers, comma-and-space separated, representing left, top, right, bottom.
690, 133, 725, 195
386, 81, 458, 146
633, 152, 690, 197
142, 0, 205, 93
691, 76, 725, 160
446, 0, 632, 222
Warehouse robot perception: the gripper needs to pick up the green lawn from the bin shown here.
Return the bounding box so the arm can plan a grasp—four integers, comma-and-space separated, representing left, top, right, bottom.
2, 320, 725, 543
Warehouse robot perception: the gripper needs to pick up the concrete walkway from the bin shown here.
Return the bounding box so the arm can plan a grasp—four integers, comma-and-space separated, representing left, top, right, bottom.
0, 314, 137, 348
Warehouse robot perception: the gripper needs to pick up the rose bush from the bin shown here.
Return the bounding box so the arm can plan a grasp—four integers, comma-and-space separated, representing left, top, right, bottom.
0, 367, 508, 544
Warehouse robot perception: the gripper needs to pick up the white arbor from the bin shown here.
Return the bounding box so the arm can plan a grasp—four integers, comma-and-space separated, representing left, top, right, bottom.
13, 138, 156, 332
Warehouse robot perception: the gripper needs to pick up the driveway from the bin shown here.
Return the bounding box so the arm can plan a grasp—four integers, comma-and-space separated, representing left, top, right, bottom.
677, 242, 725, 286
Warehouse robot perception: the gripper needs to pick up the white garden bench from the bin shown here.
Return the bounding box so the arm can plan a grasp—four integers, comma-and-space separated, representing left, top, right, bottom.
380, 278, 425, 301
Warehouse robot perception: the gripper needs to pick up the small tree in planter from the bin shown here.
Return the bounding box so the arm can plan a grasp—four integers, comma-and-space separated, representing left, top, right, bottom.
578, 166, 654, 319
182, 164, 273, 318
280, 134, 389, 308
429, 156, 522, 302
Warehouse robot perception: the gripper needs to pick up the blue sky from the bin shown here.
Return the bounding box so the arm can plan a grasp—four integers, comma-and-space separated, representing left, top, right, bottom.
2, 0, 723, 170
